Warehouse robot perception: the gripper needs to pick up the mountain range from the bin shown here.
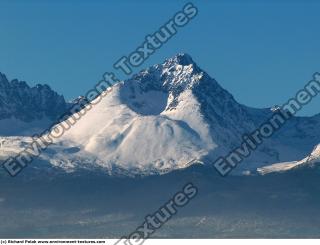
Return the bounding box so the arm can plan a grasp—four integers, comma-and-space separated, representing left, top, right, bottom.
0, 53, 319, 177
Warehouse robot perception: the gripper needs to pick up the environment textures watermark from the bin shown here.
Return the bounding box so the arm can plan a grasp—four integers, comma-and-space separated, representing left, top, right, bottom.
115, 183, 198, 245
214, 72, 320, 176
114, 2, 198, 75
2, 2, 198, 177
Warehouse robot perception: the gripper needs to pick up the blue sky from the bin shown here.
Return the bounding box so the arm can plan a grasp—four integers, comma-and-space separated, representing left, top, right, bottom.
0, 0, 319, 116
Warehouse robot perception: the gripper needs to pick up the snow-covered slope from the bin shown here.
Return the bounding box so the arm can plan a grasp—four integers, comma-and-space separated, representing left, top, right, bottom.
46, 54, 218, 173
257, 144, 320, 175
1, 53, 320, 176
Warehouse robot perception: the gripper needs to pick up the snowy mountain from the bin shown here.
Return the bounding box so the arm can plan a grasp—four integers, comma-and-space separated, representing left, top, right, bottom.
0, 53, 320, 176
0, 72, 68, 136
257, 143, 320, 174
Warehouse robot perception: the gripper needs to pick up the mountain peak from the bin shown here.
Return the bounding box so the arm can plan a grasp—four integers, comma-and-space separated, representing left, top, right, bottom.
0, 72, 68, 123
130, 53, 202, 91
164, 53, 195, 66
0, 72, 8, 83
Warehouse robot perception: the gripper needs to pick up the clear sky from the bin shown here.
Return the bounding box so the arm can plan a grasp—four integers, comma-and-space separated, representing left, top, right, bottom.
0, 0, 319, 116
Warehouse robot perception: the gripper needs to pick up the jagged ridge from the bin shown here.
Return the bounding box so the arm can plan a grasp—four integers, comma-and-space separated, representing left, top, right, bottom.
0, 53, 320, 176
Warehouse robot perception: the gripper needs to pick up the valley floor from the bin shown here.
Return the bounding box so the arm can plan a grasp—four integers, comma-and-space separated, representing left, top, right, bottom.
1, 165, 320, 238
